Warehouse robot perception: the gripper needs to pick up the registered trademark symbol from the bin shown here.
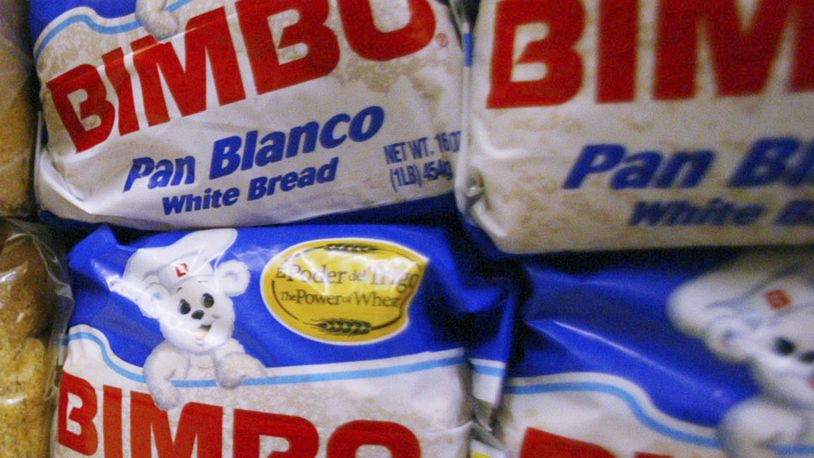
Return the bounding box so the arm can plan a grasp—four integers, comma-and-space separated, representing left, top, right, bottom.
436, 33, 449, 47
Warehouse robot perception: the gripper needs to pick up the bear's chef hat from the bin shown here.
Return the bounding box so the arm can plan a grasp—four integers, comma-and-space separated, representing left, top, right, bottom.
668, 249, 814, 338
115, 229, 239, 313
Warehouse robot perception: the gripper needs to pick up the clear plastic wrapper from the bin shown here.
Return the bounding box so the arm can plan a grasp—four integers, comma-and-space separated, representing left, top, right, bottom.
0, 0, 35, 216
0, 219, 71, 458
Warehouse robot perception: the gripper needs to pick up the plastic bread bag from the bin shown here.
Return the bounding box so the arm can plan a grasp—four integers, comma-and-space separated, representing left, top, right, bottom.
472, 248, 814, 458
0, 219, 72, 457
31, 0, 463, 231
457, 0, 814, 254
0, 0, 36, 216
58, 224, 515, 457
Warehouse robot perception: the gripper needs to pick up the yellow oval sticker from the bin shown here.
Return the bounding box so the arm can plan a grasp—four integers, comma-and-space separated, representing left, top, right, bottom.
261, 239, 427, 344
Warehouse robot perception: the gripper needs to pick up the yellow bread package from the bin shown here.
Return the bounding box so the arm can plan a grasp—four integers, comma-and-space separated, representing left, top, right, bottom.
0, 0, 35, 215
0, 220, 70, 457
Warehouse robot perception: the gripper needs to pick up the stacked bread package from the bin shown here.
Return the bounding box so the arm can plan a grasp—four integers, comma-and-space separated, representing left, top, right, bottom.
31, 0, 462, 230
59, 224, 515, 457
458, 0, 814, 253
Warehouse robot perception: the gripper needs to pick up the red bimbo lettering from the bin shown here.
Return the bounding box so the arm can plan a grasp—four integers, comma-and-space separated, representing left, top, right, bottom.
47, 0, 436, 153
57, 372, 422, 457
488, 0, 814, 108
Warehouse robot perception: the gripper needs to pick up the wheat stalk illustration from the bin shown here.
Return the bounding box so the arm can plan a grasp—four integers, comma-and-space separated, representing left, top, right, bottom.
311, 318, 373, 336
322, 243, 379, 254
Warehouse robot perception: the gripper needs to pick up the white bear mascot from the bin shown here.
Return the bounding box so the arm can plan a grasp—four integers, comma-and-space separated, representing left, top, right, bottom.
114, 229, 264, 410
668, 250, 814, 458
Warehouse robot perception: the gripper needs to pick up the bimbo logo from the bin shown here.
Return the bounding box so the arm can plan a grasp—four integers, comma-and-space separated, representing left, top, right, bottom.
488, 0, 814, 108
58, 372, 422, 457
46, 0, 437, 153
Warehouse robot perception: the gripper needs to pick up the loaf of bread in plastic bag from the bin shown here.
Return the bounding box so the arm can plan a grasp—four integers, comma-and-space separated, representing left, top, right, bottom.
0, 221, 67, 458
0, 0, 35, 215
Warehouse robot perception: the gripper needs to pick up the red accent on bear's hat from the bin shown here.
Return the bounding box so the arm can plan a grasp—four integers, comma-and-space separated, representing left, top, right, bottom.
766, 289, 791, 309
175, 263, 189, 278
